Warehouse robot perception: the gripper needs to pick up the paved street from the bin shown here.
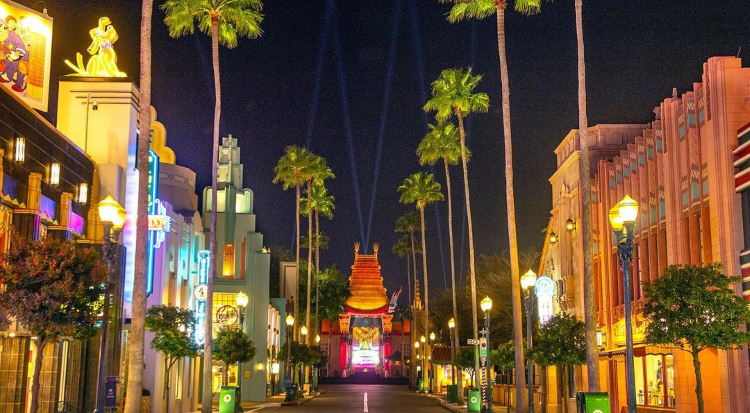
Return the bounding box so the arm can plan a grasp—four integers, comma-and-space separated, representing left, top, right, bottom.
263, 385, 445, 412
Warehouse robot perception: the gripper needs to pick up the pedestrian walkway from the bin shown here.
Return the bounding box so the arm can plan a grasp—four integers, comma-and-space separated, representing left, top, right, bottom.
192, 392, 323, 413
420, 392, 516, 413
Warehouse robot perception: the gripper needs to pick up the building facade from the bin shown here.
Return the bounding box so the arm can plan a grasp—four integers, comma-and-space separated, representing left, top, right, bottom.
202, 136, 271, 402
544, 56, 750, 413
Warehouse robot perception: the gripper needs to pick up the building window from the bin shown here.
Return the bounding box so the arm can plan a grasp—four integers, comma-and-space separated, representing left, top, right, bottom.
13, 137, 24, 163
49, 163, 60, 186
78, 183, 88, 204
223, 244, 234, 278
634, 353, 675, 407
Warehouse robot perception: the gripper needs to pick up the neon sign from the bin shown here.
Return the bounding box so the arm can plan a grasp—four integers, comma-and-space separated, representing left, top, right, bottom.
534, 275, 556, 324
194, 249, 210, 346
146, 149, 159, 296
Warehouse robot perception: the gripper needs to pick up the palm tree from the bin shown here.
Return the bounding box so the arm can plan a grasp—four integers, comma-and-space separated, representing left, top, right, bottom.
124, 1, 154, 412
392, 235, 414, 303
417, 121, 468, 402
301, 182, 335, 334
423, 68, 488, 392
398, 172, 444, 389
440, 1, 549, 405
161, 1, 262, 410
574, 0, 599, 391
273, 145, 316, 339
396, 211, 422, 305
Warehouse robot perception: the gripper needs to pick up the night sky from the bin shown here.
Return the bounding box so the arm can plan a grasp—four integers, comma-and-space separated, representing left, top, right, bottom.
34, 0, 750, 296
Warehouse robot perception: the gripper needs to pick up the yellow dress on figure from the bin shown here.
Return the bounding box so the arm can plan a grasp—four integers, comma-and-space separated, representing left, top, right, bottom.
65, 17, 126, 77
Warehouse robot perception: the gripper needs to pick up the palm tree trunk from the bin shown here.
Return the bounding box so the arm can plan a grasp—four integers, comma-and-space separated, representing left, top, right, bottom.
691, 347, 705, 413
315, 210, 320, 336
495, 4, 527, 410
540, 365, 547, 413
306, 181, 314, 344
444, 159, 463, 402
201, 19, 222, 413
294, 185, 301, 341
125, 2, 152, 413
575, 0, 599, 392
455, 112, 480, 387
406, 253, 412, 305
29, 337, 47, 413
419, 205, 429, 390
409, 231, 419, 304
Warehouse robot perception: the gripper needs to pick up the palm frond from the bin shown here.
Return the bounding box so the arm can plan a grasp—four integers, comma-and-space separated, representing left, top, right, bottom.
446, 0, 495, 23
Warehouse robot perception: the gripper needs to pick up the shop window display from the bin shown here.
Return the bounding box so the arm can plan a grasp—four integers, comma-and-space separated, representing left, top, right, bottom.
634, 353, 675, 408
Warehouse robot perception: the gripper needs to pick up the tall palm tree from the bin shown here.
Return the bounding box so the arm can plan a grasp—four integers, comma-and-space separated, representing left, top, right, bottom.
424, 68, 488, 392
396, 211, 422, 304
273, 146, 316, 339
124, 1, 154, 412
441, 1, 549, 406
162, 1, 262, 410
398, 172, 444, 388
417, 121, 469, 402
574, 0, 599, 391
301, 182, 335, 334
392, 235, 414, 303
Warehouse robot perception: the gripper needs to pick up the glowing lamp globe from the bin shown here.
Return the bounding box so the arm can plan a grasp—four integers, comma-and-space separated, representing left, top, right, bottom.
565, 218, 576, 232
300, 326, 308, 336
414, 341, 420, 349
609, 204, 624, 232
429, 332, 436, 341
235, 291, 249, 308
448, 317, 456, 329
480, 296, 493, 313
98, 196, 126, 230
617, 195, 639, 224
285, 314, 294, 327
315, 334, 321, 344
271, 362, 280, 374
420, 335, 426, 343
521, 269, 538, 290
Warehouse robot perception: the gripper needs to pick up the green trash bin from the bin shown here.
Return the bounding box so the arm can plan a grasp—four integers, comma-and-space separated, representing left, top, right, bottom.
219, 386, 237, 413
417, 378, 424, 392
447, 385, 458, 403
467, 389, 481, 412
576, 392, 610, 413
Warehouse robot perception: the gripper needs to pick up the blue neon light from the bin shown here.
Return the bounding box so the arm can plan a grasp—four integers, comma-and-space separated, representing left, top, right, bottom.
195, 249, 210, 346
146, 149, 160, 296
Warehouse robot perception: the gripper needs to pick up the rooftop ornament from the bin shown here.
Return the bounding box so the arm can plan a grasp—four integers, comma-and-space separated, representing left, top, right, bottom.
65, 17, 126, 77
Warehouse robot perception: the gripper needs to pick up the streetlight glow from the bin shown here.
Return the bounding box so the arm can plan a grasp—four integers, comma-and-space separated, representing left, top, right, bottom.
448, 317, 455, 329
315, 334, 321, 344
285, 314, 294, 327
429, 332, 436, 341
414, 341, 420, 349
549, 231, 558, 245
617, 195, 639, 224
609, 204, 624, 231
420, 335, 426, 343
480, 296, 493, 313
235, 291, 249, 308
521, 269, 538, 291
300, 325, 308, 336
565, 218, 576, 232
98, 196, 126, 230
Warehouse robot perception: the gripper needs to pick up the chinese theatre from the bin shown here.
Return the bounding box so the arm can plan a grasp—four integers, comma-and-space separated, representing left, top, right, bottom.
321, 243, 410, 378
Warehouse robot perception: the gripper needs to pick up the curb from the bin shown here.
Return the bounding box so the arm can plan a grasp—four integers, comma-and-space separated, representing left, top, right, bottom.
278, 389, 325, 408
419, 392, 463, 413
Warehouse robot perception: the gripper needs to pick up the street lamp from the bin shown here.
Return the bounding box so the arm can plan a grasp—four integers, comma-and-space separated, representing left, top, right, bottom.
315, 334, 321, 344
284, 313, 295, 402
479, 296, 493, 413
300, 325, 308, 338
521, 270, 538, 413
448, 318, 456, 387
94, 196, 126, 413
610, 195, 639, 413
236, 291, 249, 327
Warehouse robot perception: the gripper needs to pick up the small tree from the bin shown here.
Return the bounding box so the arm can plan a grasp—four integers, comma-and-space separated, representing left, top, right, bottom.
453, 346, 476, 388
528, 313, 586, 413
213, 327, 256, 389
643, 263, 750, 413
145, 305, 199, 413
0, 238, 108, 413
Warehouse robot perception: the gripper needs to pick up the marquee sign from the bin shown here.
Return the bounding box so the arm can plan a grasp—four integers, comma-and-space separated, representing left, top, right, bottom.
194, 250, 210, 346
534, 275, 556, 324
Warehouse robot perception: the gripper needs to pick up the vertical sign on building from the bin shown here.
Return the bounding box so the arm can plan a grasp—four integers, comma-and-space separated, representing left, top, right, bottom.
194, 249, 210, 346
145, 149, 159, 296
535, 276, 556, 325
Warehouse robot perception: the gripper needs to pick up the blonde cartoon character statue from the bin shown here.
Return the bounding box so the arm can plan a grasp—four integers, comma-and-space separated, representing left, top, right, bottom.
65, 17, 126, 77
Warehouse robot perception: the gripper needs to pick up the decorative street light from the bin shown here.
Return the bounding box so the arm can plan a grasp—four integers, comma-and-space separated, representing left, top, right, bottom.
300, 325, 308, 338
565, 218, 576, 232
448, 318, 456, 387
284, 313, 295, 402
609, 195, 639, 413
95, 196, 126, 413
315, 334, 321, 344
479, 296, 493, 413
521, 269, 538, 413
236, 291, 249, 327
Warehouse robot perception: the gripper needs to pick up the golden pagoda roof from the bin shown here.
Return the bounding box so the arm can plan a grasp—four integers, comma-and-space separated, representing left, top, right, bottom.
345, 243, 389, 312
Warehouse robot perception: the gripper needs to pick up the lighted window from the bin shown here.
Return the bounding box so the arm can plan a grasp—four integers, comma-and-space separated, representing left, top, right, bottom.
78, 183, 88, 204
49, 163, 60, 185
223, 244, 235, 278
13, 137, 24, 163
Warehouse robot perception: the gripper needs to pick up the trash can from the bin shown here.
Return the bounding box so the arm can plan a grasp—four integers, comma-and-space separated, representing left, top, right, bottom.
418, 378, 425, 392
467, 389, 481, 412
218, 386, 237, 413
576, 392, 610, 413
447, 385, 458, 403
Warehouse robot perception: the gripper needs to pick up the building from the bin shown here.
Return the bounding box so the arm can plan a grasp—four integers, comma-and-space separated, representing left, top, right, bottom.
543, 56, 750, 413
202, 135, 271, 402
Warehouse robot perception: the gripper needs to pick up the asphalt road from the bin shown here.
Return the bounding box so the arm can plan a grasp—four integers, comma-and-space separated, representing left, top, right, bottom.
264, 385, 446, 412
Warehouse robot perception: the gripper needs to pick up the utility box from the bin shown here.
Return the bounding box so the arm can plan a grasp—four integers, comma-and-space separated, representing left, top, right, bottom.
447, 385, 458, 403
576, 392, 610, 413
467, 389, 481, 412
219, 386, 238, 413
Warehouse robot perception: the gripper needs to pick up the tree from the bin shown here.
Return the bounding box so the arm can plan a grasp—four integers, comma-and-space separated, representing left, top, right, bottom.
213, 327, 256, 389
314, 267, 350, 322
424, 68, 489, 392
643, 264, 750, 413
161, 2, 263, 410
528, 313, 586, 413
0, 239, 108, 413
395, 211, 422, 304
392, 235, 416, 303
399, 173, 444, 339
126, 0, 155, 410
453, 346, 477, 387
439, 0, 554, 401
268, 245, 293, 298
417, 120, 469, 402
145, 306, 200, 413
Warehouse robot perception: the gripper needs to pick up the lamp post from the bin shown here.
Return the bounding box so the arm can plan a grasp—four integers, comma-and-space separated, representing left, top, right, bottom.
448, 318, 456, 387
521, 270, 538, 413
480, 296, 493, 413
95, 196, 126, 413
236, 291, 249, 327
609, 195, 639, 413
284, 313, 295, 402
414, 341, 421, 391
420, 335, 427, 392
429, 332, 436, 393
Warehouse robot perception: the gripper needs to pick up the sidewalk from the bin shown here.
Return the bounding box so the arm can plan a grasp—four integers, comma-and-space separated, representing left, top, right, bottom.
420, 392, 516, 413
193, 390, 324, 412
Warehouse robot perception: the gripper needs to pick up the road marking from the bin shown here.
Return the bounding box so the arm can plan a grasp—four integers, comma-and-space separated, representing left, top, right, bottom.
363, 392, 368, 412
